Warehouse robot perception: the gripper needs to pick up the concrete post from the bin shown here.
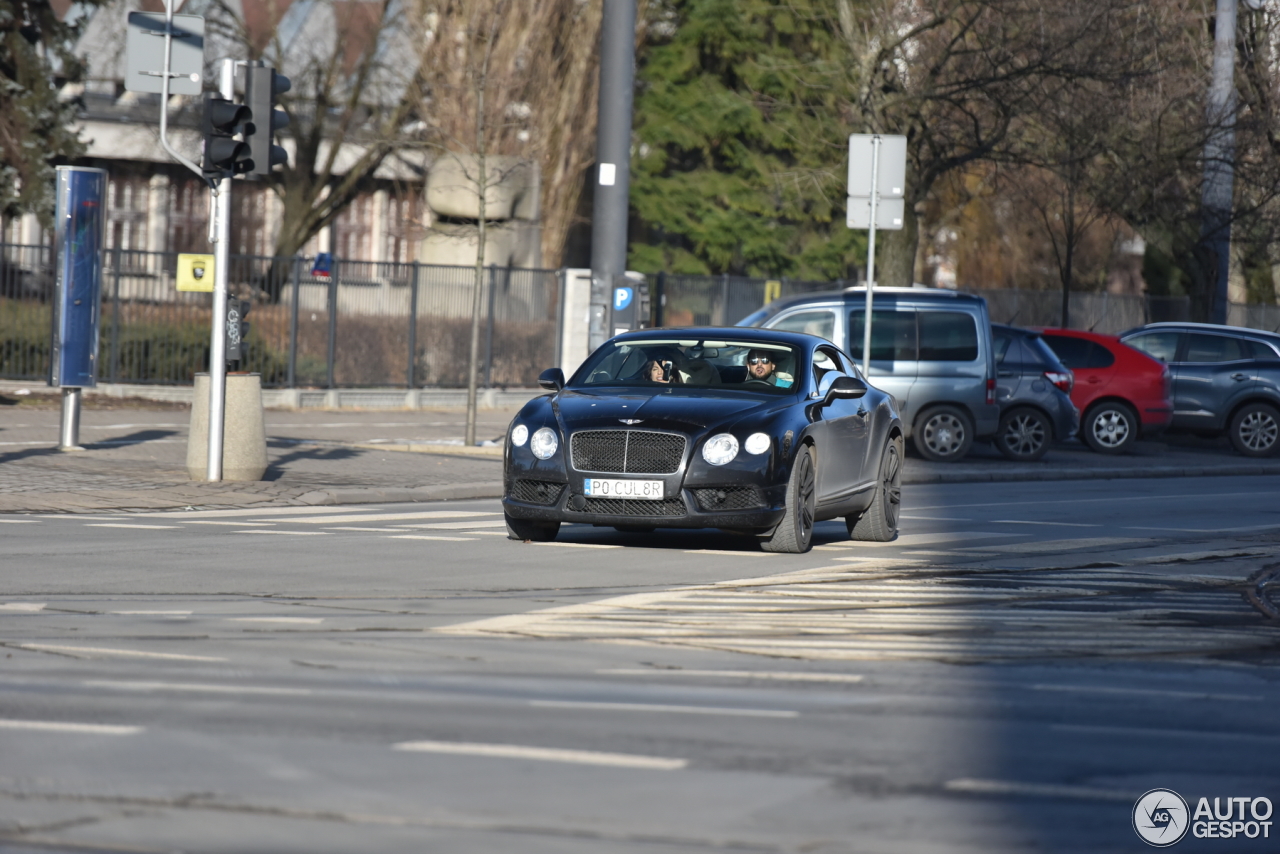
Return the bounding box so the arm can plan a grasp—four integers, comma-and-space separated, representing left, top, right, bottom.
188, 373, 268, 481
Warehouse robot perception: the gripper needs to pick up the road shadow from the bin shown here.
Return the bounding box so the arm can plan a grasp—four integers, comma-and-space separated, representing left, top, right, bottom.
263, 443, 361, 482
83, 429, 178, 448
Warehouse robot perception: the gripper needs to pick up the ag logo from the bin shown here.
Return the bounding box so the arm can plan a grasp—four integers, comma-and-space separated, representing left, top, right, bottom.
1134, 788, 1190, 847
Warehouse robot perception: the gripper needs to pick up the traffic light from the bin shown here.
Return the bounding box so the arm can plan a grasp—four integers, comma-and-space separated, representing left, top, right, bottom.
245, 64, 291, 176
225, 299, 251, 362
201, 93, 253, 178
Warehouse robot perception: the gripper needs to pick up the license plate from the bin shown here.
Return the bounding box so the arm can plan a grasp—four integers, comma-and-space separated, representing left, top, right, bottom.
583, 478, 664, 500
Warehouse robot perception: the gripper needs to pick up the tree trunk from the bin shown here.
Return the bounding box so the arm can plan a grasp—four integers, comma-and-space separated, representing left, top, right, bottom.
876, 201, 920, 288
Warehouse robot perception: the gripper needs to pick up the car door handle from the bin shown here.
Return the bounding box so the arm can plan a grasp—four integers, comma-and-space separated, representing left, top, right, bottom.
1231, 373, 1249, 381
1086, 377, 1102, 384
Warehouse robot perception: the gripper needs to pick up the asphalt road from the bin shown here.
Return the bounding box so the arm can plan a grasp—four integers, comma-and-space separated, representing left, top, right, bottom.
2, 476, 1279, 853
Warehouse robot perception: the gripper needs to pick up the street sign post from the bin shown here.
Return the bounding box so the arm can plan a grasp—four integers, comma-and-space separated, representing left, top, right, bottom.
125, 12, 204, 95
847, 133, 908, 375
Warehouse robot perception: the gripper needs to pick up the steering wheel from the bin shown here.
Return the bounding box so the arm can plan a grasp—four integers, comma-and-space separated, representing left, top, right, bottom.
743, 378, 773, 387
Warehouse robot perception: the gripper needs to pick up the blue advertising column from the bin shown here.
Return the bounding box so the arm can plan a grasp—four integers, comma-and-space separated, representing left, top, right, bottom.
50, 166, 108, 450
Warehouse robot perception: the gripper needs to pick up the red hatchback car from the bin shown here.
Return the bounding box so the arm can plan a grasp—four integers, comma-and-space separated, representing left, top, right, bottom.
1034, 328, 1174, 454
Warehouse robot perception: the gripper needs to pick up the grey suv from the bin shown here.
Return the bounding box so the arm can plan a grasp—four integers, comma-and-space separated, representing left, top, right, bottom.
739, 288, 999, 462
1120, 322, 1280, 457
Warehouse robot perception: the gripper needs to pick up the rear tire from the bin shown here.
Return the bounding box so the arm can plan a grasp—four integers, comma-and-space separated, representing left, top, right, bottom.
761, 445, 816, 554
913, 406, 974, 462
1229, 402, 1280, 457
505, 512, 560, 541
848, 436, 902, 542
1082, 401, 1138, 454
995, 407, 1051, 461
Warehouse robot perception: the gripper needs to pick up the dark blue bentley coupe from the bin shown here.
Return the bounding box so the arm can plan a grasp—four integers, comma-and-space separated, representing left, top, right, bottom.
502, 327, 903, 553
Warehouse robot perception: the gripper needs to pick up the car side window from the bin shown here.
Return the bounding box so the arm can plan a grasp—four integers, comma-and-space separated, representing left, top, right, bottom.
1184, 333, 1246, 363
769, 309, 836, 342
917, 311, 979, 361
813, 347, 840, 387
1086, 342, 1116, 369
1126, 332, 1180, 363
849, 310, 917, 361
1042, 334, 1091, 369
994, 333, 1014, 364
1248, 339, 1280, 359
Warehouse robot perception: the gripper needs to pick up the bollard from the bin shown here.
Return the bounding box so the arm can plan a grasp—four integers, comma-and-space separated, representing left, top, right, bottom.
187, 372, 268, 481
58, 388, 85, 451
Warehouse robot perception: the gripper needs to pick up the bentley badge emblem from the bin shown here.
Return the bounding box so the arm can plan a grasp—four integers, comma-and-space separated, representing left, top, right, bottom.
618, 418, 644, 425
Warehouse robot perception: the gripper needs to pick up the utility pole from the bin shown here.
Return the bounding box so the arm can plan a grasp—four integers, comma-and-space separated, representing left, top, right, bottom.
588, 0, 637, 351
1201, 0, 1238, 325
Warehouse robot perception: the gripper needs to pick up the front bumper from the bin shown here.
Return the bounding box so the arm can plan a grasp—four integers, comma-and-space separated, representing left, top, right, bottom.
503, 477, 787, 530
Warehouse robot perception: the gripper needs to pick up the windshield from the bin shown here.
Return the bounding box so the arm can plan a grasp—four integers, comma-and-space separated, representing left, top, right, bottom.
570, 338, 802, 394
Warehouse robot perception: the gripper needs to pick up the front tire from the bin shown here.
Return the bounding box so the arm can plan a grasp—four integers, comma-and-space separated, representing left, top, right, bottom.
761, 445, 816, 554
995, 407, 1051, 461
913, 405, 974, 462
1229, 402, 1280, 457
505, 512, 560, 541
1081, 401, 1138, 454
848, 436, 902, 542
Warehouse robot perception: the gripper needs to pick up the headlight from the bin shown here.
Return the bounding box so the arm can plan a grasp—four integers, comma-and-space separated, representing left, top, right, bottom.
530, 427, 559, 460
510, 424, 529, 447
744, 432, 771, 455
701, 433, 739, 466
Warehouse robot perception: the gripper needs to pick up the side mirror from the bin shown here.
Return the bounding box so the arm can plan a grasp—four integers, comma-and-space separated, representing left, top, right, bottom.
538, 368, 565, 392
825, 374, 867, 401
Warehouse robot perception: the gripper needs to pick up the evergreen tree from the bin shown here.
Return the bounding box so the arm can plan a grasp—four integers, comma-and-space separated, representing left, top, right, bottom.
629, 0, 865, 279
0, 0, 99, 226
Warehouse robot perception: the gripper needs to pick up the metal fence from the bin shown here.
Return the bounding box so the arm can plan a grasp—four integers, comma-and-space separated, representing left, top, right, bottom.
0, 243, 561, 388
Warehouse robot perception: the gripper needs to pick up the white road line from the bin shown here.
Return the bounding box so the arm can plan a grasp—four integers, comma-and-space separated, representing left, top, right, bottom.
393, 740, 687, 770
227, 617, 324, 624
234, 530, 330, 536
0, 603, 45, 612
1124, 524, 1280, 534
86, 523, 180, 530
683, 549, 776, 557
0, 719, 141, 736
945, 778, 1133, 802
1031, 684, 1261, 702
991, 520, 1101, 527
390, 534, 477, 542
0, 519, 37, 524
531, 542, 621, 549
912, 489, 1280, 511
961, 537, 1150, 553
182, 521, 275, 526
529, 699, 798, 718
853, 532, 1022, 548
18, 643, 226, 662
899, 516, 972, 521
84, 680, 312, 696
460, 531, 508, 536
111, 610, 191, 616
396, 520, 509, 530
326, 527, 409, 532
1050, 723, 1278, 742
277, 512, 503, 525
136, 506, 364, 520
598, 669, 864, 683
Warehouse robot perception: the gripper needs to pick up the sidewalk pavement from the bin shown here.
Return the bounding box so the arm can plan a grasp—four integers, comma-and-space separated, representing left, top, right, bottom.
2, 392, 1278, 514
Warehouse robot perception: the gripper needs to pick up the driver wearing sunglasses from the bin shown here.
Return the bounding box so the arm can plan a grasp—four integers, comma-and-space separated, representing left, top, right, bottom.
745, 348, 792, 388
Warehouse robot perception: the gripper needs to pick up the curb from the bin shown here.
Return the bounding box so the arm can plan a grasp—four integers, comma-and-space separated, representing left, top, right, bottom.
901, 462, 1280, 485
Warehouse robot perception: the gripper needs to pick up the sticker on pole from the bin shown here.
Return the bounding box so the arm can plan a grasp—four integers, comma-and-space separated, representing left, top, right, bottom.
614, 287, 633, 310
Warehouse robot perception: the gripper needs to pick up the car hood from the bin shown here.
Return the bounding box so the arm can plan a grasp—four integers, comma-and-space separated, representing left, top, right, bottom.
553, 389, 778, 433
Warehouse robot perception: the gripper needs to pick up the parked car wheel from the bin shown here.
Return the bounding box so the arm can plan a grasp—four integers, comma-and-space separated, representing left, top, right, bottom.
995, 407, 1051, 462
914, 406, 974, 462
1228, 402, 1280, 457
848, 437, 902, 542
761, 445, 816, 553
505, 513, 560, 541
1082, 401, 1138, 455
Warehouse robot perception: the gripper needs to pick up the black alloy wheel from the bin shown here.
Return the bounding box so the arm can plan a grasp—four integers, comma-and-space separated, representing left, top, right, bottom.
762, 445, 816, 554
914, 406, 974, 462
849, 436, 902, 542
1229, 402, 1280, 457
995, 407, 1051, 462
505, 512, 560, 542
1082, 401, 1138, 454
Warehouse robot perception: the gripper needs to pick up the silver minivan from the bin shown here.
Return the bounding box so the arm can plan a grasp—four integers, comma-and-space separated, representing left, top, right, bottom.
739, 287, 999, 461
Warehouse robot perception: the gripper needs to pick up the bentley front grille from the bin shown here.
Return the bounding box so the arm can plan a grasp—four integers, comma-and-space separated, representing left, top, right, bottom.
510, 479, 566, 506
693, 486, 765, 512
570, 430, 686, 474
581, 496, 688, 516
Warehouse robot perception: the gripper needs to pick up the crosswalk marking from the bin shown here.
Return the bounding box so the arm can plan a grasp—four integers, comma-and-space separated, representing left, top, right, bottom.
398, 520, 509, 530
390, 534, 476, 541
234, 530, 329, 536
86, 523, 180, 530
437, 552, 1271, 662
272, 511, 503, 525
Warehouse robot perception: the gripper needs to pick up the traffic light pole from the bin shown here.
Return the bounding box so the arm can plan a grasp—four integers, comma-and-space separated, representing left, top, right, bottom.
206, 57, 235, 482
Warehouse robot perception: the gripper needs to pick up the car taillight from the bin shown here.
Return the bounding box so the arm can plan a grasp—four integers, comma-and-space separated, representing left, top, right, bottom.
986, 378, 996, 405
1044, 370, 1073, 394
